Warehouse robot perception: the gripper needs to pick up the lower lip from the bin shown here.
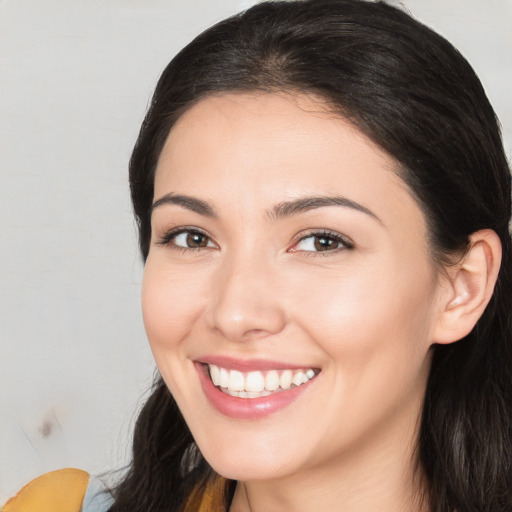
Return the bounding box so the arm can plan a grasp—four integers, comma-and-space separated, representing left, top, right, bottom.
196, 363, 316, 420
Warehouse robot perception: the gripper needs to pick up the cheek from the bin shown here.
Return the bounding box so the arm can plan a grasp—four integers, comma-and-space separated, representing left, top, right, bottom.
289, 256, 437, 367
287, 259, 436, 443
141, 256, 206, 357
141, 256, 212, 410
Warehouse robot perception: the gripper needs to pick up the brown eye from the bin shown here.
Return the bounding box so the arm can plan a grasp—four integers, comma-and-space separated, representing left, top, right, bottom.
292, 231, 353, 254
165, 229, 216, 249
185, 232, 208, 247
313, 236, 338, 251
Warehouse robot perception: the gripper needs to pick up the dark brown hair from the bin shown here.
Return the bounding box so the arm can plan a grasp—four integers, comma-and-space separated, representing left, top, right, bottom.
111, 1, 512, 510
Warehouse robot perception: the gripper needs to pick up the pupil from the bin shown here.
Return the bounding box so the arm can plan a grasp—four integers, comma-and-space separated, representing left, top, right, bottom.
187, 233, 206, 247
314, 236, 335, 251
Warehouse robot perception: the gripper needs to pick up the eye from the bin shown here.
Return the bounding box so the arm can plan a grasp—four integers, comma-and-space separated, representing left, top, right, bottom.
173, 231, 213, 248
158, 227, 217, 250
291, 230, 353, 253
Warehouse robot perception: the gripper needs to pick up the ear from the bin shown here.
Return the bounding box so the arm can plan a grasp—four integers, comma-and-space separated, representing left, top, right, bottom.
433, 229, 502, 345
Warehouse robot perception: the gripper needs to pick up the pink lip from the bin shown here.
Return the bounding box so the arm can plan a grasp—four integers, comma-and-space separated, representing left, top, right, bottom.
197, 355, 310, 372
195, 361, 318, 420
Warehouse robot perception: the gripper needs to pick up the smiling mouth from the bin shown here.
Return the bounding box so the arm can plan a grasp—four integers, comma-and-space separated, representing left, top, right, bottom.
206, 363, 320, 399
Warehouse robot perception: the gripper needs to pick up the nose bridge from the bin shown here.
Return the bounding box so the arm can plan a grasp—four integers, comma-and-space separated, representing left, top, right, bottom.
208, 245, 286, 341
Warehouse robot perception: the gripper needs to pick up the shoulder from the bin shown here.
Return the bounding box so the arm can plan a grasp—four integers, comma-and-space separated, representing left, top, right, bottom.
2, 468, 113, 512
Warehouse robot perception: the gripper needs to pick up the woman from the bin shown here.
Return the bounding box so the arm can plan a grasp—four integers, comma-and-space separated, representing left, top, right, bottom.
108, 0, 511, 511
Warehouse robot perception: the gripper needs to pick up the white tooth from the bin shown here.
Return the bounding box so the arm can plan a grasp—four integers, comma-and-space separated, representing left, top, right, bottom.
245, 371, 265, 392
265, 370, 280, 391
238, 391, 247, 398
246, 391, 261, 398
261, 390, 272, 397
219, 367, 229, 388
209, 365, 220, 386
306, 369, 315, 379
226, 389, 238, 397
280, 370, 293, 389
229, 370, 245, 391
293, 371, 306, 386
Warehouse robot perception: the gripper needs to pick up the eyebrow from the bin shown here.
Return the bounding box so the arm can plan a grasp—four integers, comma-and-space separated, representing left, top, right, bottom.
270, 195, 381, 223
152, 193, 218, 218
151, 192, 381, 224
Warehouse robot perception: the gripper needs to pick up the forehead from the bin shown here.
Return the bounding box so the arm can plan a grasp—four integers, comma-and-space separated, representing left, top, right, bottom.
154, 92, 425, 234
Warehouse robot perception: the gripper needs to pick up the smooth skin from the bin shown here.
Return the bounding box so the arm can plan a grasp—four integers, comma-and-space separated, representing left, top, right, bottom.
142, 93, 501, 512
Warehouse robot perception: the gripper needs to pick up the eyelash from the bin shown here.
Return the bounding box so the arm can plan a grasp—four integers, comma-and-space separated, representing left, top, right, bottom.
156, 227, 354, 255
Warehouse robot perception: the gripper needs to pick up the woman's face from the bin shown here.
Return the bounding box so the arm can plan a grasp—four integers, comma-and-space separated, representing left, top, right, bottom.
143, 93, 444, 481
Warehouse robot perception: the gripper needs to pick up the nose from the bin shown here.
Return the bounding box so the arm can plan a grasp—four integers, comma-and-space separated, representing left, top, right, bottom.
206, 253, 287, 342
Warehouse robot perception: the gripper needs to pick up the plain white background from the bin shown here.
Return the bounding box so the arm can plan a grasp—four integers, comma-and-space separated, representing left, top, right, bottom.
1, 0, 511, 503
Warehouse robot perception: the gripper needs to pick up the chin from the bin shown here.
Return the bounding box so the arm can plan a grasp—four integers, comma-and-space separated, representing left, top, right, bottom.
206, 456, 293, 482
195, 433, 301, 482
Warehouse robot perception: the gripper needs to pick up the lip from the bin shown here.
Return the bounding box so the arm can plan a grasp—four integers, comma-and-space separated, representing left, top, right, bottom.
195, 360, 318, 420
197, 355, 310, 372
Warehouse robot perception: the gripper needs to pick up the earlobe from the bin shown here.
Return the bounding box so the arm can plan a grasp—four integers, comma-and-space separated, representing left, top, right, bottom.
433, 229, 502, 345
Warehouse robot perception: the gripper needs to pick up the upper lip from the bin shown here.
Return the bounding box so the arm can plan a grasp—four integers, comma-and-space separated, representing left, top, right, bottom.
197, 355, 317, 372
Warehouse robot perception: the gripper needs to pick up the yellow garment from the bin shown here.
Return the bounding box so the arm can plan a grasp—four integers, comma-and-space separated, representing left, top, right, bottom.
2, 468, 89, 512
181, 474, 230, 512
